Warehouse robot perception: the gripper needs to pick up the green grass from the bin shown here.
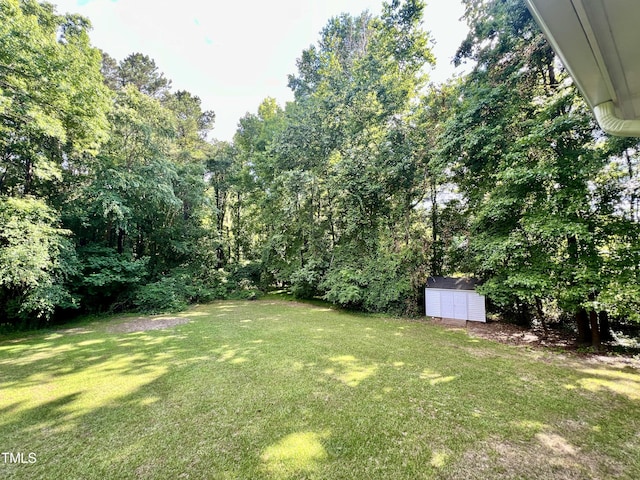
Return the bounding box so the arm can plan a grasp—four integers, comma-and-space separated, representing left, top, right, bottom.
1, 300, 639, 479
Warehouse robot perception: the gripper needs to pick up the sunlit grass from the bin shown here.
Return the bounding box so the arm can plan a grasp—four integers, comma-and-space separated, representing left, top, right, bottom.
1, 299, 639, 479
261, 431, 330, 476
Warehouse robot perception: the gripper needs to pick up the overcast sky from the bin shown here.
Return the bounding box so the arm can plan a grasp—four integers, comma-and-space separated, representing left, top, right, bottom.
51, 0, 469, 141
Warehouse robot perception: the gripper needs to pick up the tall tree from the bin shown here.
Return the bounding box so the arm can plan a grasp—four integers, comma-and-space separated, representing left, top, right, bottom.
231, 98, 286, 267
164, 90, 215, 161
206, 141, 235, 268
0, 0, 110, 324
0, 0, 111, 198
442, 0, 637, 346
116, 52, 171, 98
232, 0, 436, 313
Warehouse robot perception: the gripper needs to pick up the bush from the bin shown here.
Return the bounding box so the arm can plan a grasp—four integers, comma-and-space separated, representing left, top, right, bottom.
229, 261, 263, 286
321, 246, 416, 316
133, 276, 189, 314
74, 246, 149, 311
289, 264, 323, 299
321, 267, 365, 309
0, 197, 79, 327
228, 279, 262, 300
172, 266, 230, 303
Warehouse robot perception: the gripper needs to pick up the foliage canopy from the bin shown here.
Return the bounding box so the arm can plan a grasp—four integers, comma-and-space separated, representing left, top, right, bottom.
1, 0, 639, 348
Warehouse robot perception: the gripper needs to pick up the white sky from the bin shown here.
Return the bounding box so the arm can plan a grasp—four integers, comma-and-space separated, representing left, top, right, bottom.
51, 0, 469, 141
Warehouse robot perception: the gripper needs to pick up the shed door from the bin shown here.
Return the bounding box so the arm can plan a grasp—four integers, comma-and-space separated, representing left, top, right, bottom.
453, 292, 468, 320
440, 291, 454, 319
440, 291, 468, 320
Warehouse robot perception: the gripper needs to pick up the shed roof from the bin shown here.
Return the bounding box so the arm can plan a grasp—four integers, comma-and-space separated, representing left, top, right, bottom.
524, 0, 640, 137
426, 276, 479, 291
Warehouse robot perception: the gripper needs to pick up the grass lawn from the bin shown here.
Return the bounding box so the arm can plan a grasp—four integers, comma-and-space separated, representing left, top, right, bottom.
1, 299, 639, 479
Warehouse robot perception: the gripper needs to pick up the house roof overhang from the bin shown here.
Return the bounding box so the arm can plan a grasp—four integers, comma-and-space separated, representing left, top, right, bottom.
524, 0, 640, 137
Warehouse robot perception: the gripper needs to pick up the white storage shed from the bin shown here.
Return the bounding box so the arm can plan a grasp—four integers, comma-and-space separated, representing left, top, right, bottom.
425, 277, 486, 323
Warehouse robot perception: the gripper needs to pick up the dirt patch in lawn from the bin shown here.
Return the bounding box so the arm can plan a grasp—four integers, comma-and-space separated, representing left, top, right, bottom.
431, 317, 574, 349
449, 435, 625, 480
107, 316, 190, 333
431, 318, 640, 369
465, 320, 575, 349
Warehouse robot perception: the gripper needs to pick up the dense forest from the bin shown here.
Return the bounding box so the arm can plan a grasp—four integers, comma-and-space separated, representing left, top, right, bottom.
1, 0, 639, 348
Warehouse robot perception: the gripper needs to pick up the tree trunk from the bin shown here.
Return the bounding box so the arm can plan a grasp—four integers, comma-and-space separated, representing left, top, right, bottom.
117, 228, 125, 254
589, 309, 601, 350
0, 166, 7, 193
105, 220, 112, 246
430, 182, 441, 276
235, 192, 241, 262
535, 297, 548, 333
625, 149, 638, 222
136, 228, 144, 259
599, 311, 612, 342
576, 308, 591, 344
516, 303, 533, 327
24, 158, 33, 195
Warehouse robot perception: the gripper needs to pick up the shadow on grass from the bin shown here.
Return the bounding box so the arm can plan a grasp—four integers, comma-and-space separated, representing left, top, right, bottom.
0, 313, 272, 477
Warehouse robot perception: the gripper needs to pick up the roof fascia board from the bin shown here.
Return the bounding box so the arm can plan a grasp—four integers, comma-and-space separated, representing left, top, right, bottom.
524, 0, 600, 110
581, 0, 636, 119
571, 0, 618, 105
525, 0, 640, 136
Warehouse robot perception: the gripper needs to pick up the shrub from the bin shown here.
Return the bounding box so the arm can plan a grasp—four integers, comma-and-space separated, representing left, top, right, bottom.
321, 246, 416, 316
133, 276, 189, 314
229, 261, 263, 286
74, 246, 149, 311
0, 197, 79, 328
321, 267, 365, 309
172, 266, 230, 303
228, 279, 262, 300
290, 264, 323, 299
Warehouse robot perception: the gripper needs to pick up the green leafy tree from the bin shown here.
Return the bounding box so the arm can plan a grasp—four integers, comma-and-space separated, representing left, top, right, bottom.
0, 0, 110, 197
163, 90, 215, 162
70, 81, 216, 312
442, 0, 640, 346
0, 197, 78, 326
117, 52, 171, 98
0, 0, 110, 324
231, 98, 287, 269
206, 141, 235, 268
230, 1, 436, 311
591, 138, 640, 329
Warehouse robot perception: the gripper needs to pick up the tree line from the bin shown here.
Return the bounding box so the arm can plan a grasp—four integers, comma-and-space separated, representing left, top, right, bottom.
1, 0, 639, 348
